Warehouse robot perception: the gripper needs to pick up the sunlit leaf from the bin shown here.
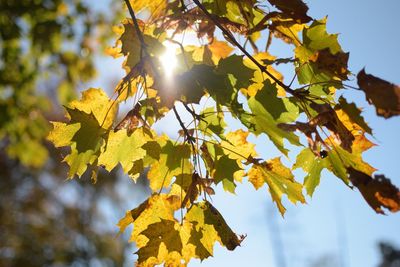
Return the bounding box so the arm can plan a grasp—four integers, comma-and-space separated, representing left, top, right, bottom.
248, 158, 305, 215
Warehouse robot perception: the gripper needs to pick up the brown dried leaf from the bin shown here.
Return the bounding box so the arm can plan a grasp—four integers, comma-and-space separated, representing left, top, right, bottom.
181, 172, 214, 208
114, 104, 146, 134
278, 103, 354, 153
357, 69, 400, 118
310, 49, 349, 80
310, 103, 355, 152
347, 168, 400, 214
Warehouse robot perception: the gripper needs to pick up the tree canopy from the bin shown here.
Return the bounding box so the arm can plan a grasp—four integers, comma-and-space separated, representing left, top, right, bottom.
2, 0, 400, 266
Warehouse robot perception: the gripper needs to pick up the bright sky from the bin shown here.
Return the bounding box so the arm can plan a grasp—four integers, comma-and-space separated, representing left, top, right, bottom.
89, 1, 400, 266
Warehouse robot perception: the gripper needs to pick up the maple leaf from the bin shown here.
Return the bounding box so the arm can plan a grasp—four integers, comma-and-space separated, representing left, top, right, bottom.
147, 138, 192, 192
357, 69, 400, 118
213, 155, 241, 193
67, 88, 117, 129
220, 129, 258, 162
118, 194, 180, 246
248, 157, 305, 216
200, 139, 247, 193
217, 55, 255, 89
47, 121, 80, 148
326, 135, 376, 185
208, 39, 234, 64
136, 219, 183, 266
309, 48, 350, 80
128, 0, 167, 20
63, 108, 106, 178
295, 17, 349, 88
185, 201, 243, 258
98, 128, 149, 173
198, 106, 227, 137
294, 148, 329, 196
116, 19, 165, 72
246, 84, 301, 155
267, 0, 312, 23
47, 88, 117, 178
335, 96, 372, 135
302, 17, 342, 54
268, 17, 304, 46
347, 168, 400, 214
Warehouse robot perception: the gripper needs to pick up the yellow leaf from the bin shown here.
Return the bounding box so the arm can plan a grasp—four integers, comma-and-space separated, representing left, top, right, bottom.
128, 0, 167, 20
98, 128, 149, 173
47, 122, 80, 148
67, 88, 117, 129
221, 129, 257, 163
147, 139, 192, 192
248, 158, 305, 216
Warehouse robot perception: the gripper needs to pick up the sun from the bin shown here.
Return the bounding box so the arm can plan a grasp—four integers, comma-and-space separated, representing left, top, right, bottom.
159, 41, 178, 78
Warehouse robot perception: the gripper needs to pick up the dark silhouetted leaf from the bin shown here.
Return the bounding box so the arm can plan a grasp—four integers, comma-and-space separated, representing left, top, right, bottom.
347, 168, 400, 214
357, 69, 400, 118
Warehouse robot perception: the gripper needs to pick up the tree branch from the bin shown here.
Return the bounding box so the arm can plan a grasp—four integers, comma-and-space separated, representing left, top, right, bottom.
173, 106, 195, 144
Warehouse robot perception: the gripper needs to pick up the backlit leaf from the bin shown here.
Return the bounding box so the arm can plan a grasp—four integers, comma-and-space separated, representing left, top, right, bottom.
247, 86, 301, 155
248, 158, 305, 216
185, 201, 243, 256
147, 138, 192, 191
294, 148, 329, 196
98, 128, 149, 173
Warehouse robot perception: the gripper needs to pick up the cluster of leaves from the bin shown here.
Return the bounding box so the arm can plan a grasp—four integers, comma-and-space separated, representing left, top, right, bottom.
48, 0, 400, 266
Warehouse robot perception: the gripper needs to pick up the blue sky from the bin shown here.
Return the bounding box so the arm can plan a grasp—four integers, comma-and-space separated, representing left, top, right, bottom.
88, 1, 400, 266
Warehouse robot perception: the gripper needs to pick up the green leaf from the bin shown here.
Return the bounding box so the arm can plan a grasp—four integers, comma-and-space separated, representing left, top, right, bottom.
302, 17, 341, 54
98, 128, 149, 173
327, 135, 376, 184
294, 148, 329, 196
181, 64, 235, 107
118, 19, 165, 71
214, 155, 241, 193
218, 55, 255, 89
246, 86, 301, 155
63, 108, 106, 178
147, 138, 192, 191
198, 107, 226, 137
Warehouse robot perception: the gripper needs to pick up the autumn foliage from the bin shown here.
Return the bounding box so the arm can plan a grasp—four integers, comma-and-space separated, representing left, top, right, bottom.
46, 0, 400, 266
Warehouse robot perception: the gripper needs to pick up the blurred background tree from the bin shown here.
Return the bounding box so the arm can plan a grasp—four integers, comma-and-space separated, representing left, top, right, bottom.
377, 242, 400, 267
0, 1, 150, 266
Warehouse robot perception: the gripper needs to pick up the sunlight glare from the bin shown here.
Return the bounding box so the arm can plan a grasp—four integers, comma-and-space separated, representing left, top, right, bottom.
160, 42, 177, 78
